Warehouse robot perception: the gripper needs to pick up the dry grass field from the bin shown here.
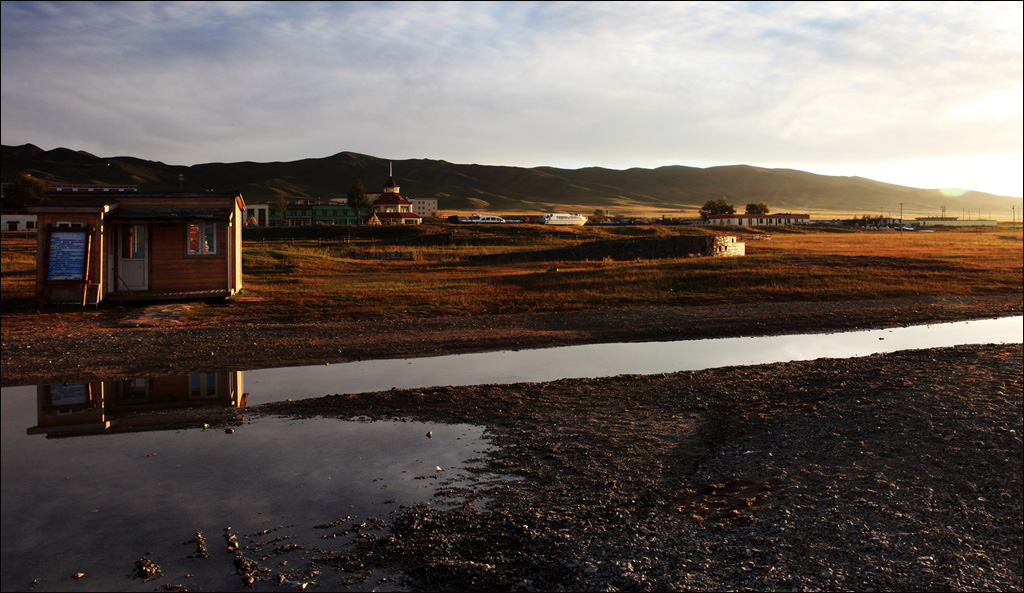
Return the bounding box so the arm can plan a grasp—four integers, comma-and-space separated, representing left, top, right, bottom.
221, 223, 1023, 321
0, 232, 35, 308
2, 223, 1021, 322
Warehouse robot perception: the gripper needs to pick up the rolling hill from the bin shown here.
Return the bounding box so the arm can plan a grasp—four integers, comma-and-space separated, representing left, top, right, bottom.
2, 143, 1019, 219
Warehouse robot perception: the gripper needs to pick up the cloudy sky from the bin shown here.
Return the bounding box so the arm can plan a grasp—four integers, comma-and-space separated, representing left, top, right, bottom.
2, 1, 1021, 197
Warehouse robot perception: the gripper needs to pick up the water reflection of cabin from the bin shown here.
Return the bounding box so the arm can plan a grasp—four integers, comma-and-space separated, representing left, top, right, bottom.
31, 192, 245, 305
27, 371, 246, 438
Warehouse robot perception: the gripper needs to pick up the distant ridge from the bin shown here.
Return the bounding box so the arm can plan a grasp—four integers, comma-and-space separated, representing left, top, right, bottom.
2, 144, 1019, 218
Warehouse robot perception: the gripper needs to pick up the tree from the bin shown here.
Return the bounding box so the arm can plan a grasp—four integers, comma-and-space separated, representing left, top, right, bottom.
593, 208, 607, 218
270, 195, 289, 225
346, 179, 370, 224
745, 201, 769, 215
698, 197, 735, 221
3, 174, 49, 211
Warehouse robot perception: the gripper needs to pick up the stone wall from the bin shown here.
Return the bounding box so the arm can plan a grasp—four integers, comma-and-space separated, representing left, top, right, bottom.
713, 236, 746, 257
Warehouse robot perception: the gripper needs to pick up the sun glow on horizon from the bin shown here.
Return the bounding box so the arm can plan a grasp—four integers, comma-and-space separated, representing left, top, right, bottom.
756, 154, 1024, 199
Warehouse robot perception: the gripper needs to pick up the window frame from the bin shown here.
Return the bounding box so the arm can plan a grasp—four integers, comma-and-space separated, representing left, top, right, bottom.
189, 373, 219, 399
186, 222, 218, 256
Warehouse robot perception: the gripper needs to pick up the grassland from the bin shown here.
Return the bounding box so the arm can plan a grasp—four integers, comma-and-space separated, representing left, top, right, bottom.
235, 223, 1024, 321
2, 222, 1021, 323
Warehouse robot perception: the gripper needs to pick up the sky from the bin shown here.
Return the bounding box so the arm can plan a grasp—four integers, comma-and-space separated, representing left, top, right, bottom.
2, 1, 1022, 198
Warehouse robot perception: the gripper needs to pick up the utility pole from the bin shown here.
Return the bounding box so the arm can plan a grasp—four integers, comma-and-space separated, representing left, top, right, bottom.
899, 203, 903, 236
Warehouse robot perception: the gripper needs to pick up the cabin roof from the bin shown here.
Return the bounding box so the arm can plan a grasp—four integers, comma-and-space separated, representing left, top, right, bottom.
107, 206, 232, 222
30, 192, 246, 216
30, 196, 118, 213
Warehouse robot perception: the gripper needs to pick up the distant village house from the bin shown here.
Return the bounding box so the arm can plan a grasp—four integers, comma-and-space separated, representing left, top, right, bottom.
705, 213, 811, 226
411, 197, 439, 218
243, 169, 435, 227
367, 169, 422, 225
267, 198, 361, 227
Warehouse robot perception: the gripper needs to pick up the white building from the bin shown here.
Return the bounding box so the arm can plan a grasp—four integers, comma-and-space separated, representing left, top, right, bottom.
2, 212, 37, 231
411, 197, 438, 218
706, 213, 811, 226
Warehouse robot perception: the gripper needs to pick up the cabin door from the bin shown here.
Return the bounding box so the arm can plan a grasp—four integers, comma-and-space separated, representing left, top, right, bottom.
117, 223, 148, 291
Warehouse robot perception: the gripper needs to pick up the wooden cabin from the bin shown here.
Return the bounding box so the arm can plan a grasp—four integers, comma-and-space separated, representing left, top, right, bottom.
31, 192, 245, 306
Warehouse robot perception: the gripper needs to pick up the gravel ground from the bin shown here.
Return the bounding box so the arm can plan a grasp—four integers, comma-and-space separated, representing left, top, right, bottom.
248, 343, 1022, 592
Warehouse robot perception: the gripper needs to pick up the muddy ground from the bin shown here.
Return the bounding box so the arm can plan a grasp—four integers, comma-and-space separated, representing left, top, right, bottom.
2, 294, 1021, 591
1, 294, 1020, 387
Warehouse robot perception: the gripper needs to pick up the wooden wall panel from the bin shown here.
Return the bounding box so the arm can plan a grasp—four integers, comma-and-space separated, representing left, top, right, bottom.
148, 223, 228, 292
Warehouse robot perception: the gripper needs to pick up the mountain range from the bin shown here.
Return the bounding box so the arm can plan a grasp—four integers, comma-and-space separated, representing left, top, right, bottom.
3, 143, 1019, 219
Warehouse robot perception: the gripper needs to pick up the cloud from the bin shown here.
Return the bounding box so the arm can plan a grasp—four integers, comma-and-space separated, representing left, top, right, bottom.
2, 1, 1021, 195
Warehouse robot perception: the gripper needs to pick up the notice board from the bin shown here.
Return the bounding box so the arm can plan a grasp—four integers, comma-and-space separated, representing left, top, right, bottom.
40, 226, 93, 307
46, 229, 90, 281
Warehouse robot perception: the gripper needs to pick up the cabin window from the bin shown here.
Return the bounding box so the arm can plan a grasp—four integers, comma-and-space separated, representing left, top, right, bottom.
56, 220, 86, 228
189, 373, 219, 399
115, 378, 150, 402
187, 222, 217, 255
121, 224, 146, 259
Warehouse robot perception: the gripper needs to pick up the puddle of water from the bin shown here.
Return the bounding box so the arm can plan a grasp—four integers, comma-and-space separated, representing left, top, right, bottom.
0, 387, 493, 591
244, 316, 1023, 403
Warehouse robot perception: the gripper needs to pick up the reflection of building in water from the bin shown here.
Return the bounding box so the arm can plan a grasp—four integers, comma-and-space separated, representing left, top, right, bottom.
27, 372, 246, 438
